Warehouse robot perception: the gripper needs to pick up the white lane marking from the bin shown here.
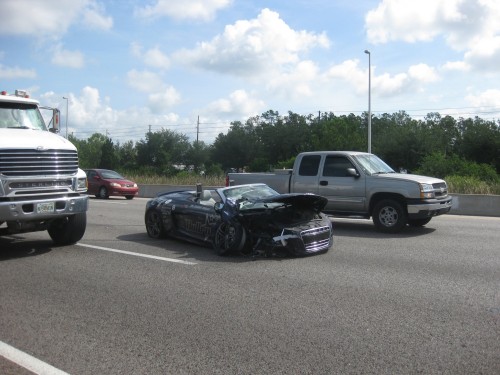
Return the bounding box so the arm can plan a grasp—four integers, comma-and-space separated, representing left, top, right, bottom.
76, 243, 197, 265
0, 341, 70, 375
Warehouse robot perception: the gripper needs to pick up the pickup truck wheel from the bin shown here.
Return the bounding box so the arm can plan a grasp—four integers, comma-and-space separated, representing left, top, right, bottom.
408, 218, 432, 227
145, 210, 167, 238
99, 186, 109, 199
48, 213, 87, 245
214, 221, 246, 256
373, 199, 407, 233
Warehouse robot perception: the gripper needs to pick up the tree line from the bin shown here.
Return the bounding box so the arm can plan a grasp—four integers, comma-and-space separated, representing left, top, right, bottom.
70, 109, 500, 182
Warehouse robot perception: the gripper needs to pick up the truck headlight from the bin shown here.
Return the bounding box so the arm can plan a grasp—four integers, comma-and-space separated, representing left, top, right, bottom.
420, 183, 435, 199
77, 177, 87, 191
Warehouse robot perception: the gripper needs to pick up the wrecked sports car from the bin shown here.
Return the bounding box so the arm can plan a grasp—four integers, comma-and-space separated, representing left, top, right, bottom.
145, 183, 333, 257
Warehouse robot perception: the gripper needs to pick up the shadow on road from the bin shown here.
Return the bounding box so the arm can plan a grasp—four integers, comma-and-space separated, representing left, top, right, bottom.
0, 236, 54, 261
331, 219, 436, 239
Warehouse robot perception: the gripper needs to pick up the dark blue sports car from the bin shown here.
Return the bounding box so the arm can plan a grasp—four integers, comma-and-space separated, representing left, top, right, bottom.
144, 183, 333, 257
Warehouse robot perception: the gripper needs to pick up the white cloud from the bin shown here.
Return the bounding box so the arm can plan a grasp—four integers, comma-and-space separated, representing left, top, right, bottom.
127, 69, 165, 92
0, 64, 36, 79
51, 44, 85, 68
365, 0, 500, 72
267, 60, 319, 99
204, 89, 265, 118
148, 86, 181, 113
326, 59, 439, 97
135, 0, 232, 21
442, 61, 471, 71
466, 89, 500, 108
408, 63, 439, 83
173, 8, 330, 77
82, 1, 113, 30
131, 43, 170, 70
0, 0, 113, 37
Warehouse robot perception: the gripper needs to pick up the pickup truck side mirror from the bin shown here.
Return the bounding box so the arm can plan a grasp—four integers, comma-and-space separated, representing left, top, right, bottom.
347, 168, 360, 177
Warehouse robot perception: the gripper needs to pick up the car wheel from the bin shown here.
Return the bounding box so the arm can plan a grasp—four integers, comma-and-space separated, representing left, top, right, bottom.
408, 217, 432, 227
214, 221, 246, 255
99, 186, 109, 199
125, 195, 134, 200
48, 213, 87, 245
372, 199, 407, 233
145, 209, 167, 239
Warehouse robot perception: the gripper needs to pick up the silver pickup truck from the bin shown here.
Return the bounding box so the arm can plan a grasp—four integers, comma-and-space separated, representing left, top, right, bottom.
227, 151, 453, 233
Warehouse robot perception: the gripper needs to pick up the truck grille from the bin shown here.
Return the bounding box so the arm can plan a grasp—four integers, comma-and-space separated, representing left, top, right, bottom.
0, 149, 78, 176
432, 182, 448, 198
301, 226, 332, 252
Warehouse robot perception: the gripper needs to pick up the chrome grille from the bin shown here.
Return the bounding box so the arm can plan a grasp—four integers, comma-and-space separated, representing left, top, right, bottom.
432, 182, 448, 198
301, 226, 332, 252
0, 149, 78, 176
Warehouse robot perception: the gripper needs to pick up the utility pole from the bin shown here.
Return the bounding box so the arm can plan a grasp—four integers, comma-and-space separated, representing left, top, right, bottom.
62, 96, 69, 138
196, 115, 199, 144
364, 49, 372, 154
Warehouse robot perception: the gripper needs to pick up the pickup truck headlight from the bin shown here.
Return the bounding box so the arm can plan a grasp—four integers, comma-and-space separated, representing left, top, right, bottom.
420, 183, 435, 199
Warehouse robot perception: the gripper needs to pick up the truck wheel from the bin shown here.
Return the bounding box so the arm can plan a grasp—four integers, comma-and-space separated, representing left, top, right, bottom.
408, 218, 432, 227
99, 186, 109, 199
48, 212, 87, 245
214, 221, 246, 256
145, 210, 167, 238
372, 199, 407, 233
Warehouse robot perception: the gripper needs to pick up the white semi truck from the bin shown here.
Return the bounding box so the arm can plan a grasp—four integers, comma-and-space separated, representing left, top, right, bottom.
0, 90, 88, 245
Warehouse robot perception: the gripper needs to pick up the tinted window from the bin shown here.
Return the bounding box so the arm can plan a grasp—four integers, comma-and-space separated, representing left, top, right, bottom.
323, 156, 354, 177
298, 155, 321, 176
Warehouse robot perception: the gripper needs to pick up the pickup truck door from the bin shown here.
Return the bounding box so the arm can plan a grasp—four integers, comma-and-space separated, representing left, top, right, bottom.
317, 155, 366, 213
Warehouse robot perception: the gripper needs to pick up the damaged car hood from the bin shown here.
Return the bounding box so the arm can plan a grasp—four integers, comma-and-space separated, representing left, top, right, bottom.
252, 193, 327, 212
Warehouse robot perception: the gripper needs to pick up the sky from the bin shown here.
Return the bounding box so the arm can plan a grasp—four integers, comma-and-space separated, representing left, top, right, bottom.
1, 0, 499, 144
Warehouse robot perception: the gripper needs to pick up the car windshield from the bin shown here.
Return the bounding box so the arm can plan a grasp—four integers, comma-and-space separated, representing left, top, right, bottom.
219, 184, 280, 210
101, 170, 124, 179
0, 102, 46, 130
354, 154, 395, 175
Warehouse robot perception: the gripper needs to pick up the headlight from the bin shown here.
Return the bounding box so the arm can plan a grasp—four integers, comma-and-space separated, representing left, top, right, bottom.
420, 183, 435, 199
110, 182, 121, 187
133, 183, 138, 188
77, 177, 87, 191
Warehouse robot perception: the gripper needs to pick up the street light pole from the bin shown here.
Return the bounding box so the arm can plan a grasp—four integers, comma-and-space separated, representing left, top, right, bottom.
62, 96, 69, 138
364, 50, 371, 154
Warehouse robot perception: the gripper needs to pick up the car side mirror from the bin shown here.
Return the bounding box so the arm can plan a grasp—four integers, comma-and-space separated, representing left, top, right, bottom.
347, 168, 360, 177
214, 202, 224, 213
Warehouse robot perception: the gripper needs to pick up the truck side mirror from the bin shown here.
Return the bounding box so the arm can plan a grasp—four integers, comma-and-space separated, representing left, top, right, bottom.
347, 168, 360, 177
50, 108, 60, 133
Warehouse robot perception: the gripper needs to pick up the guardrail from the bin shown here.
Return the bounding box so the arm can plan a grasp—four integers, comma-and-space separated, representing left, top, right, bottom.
137, 185, 500, 218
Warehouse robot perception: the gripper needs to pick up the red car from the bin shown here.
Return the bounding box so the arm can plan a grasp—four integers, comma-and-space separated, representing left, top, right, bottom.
85, 169, 139, 199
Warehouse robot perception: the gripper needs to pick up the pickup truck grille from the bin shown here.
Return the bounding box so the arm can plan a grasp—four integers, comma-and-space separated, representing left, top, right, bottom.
0, 149, 78, 177
432, 182, 448, 198
301, 226, 332, 252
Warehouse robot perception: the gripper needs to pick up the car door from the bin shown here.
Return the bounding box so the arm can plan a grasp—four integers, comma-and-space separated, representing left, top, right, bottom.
174, 197, 216, 242
86, 170, 98, 195
317, 155, 366, 213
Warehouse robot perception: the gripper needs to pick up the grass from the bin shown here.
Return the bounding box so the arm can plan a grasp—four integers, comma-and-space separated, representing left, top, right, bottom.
127, 173, 500, 195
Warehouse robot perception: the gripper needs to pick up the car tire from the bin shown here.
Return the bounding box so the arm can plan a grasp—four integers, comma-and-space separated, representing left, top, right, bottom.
214, 221, 246, 255
408, 217, 432, 227
372, 199, 407, 233
48, 213, 87, 245
145, 209, 167, 239
125, 195, 134, 200
99, 186, 109, 199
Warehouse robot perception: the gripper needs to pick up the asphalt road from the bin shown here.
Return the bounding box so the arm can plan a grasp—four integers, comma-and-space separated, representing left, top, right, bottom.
1, 197, 499, 374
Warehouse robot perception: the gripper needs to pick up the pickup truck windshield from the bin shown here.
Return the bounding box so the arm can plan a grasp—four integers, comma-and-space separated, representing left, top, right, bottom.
0, 102, 46, 130
355, 154, 395, 175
